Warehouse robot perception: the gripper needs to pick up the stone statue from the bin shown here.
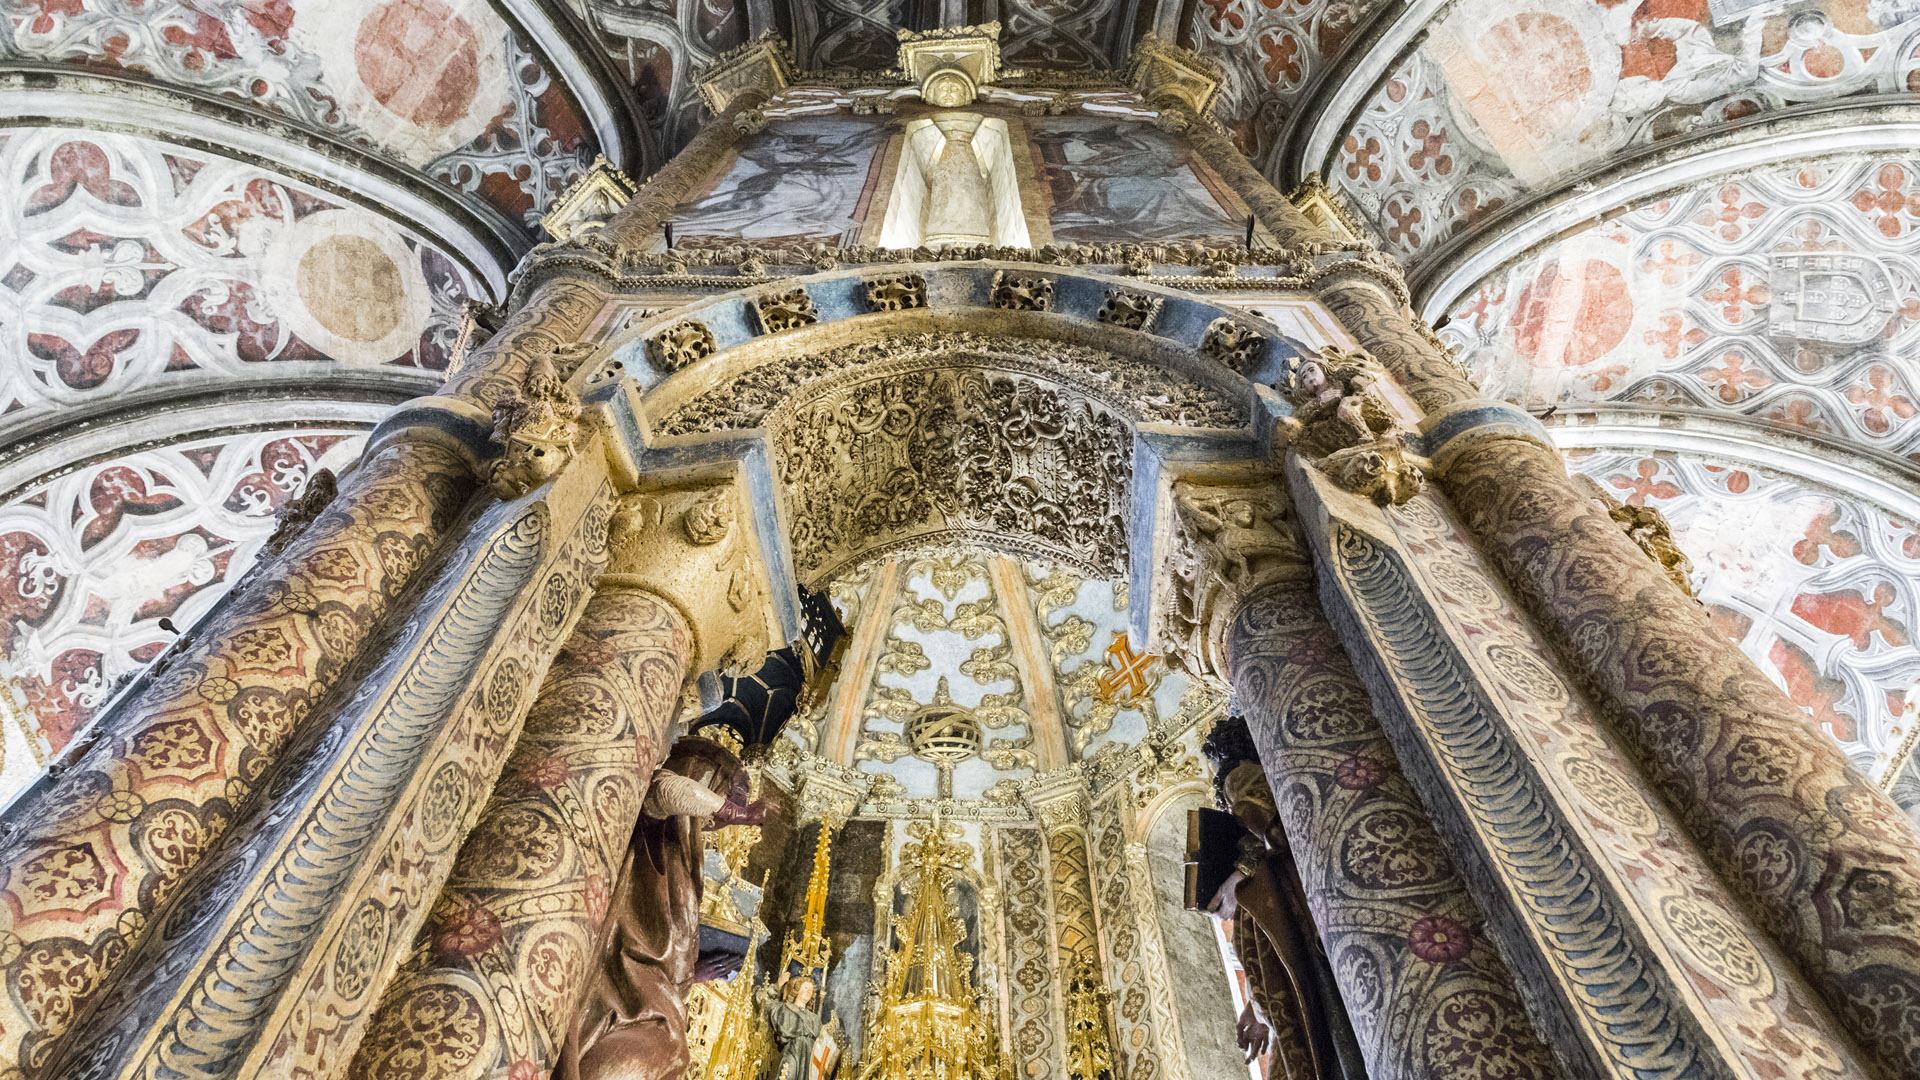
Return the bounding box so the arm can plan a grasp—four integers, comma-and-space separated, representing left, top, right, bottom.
554, 737, 764, 1080
759, 973, 825, 1080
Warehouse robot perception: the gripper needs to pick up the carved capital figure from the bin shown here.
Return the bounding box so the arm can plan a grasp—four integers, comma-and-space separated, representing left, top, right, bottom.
605, 483, 774, 678
488, 351, 584, 498
1281, 347, 1425, 506
1156, 479, 1308, 682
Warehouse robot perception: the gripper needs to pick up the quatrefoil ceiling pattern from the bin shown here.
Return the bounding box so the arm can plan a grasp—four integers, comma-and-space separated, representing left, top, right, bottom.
1209, 0, 1920, 797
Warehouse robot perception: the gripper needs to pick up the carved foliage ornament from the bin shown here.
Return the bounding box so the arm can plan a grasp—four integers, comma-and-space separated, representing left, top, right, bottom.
991, 271, 1053, 311
866, 273, 928, 312
775, 368, 1131, 583
649, 319, 717, 373
753, 287, 819, 334
1281, 346, 1426, 506
1157, 479, 1307, 681
1097, 288, 1161, 331
1198, 317, 1265, 375
488, 353, 583, 498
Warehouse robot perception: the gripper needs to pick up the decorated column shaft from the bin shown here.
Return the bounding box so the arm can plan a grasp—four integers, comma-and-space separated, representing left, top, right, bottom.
352, 482, 775, 1080
1316, 262, 1920, 1079
1151, 477, 1562, 1080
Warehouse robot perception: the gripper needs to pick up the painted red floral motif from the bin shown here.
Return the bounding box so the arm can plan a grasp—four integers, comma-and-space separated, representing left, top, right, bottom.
1643, 312, 1706, 359
25, 140, 140, 214
1607, 460, 1682, 506
1700, 266, 1769, 324
432, 901, 503, 959
1406, 120, 1452, 176
1698, 351, 1770, 403
1693, 183, 1768, 242
1849, 164, 1920, 238
1341, 134, 1383, 182
1791, 583, 1910, 651
1641, 240, 1701, 286
1843, 367, 1918, 435
1201, 0, 1245, 33
1769, 640, 1859, 742
1794, 509, 1862, 566
1259, 30, 1302, 84
1407, 915, 1472, 963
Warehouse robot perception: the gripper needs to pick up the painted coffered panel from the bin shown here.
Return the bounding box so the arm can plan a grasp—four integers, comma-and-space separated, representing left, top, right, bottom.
1331, 0, 1920, 265
0, 0, 597, 231
1441, 153, 1920, 463
1188, 0, 1381, 160
0, 428, 365, 793
0, 127, 472, 433
1567, 447, 1920, 795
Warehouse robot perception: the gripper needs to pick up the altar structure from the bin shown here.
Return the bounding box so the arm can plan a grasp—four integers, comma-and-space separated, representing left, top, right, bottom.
3, 7, 1920, 1080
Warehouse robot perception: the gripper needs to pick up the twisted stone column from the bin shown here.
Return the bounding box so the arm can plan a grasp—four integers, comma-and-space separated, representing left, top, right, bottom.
351, 483, 773, 1080
1321, 268, 1920, 1079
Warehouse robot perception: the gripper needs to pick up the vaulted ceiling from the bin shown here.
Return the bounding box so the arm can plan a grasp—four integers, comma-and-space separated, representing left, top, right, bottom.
1, 0, 1915, 797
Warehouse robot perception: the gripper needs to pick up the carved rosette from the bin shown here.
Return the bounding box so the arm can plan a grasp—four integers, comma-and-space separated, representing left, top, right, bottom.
753, 287, 819, 334
1197, 317, 1265, 375
1155, 479, 1309, 683
1097, 288, 1161, 331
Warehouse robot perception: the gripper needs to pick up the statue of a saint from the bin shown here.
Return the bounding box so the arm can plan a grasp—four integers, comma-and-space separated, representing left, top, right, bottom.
759, 973, 825, 1080
554, 737, 763, 1080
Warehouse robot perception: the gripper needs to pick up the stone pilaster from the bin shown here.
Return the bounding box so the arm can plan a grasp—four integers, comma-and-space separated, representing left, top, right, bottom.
1321, 264, 1920, 1080
1163, 474, 1562, 1080
0, 438, 475, 1078
349, 482, 774, 1080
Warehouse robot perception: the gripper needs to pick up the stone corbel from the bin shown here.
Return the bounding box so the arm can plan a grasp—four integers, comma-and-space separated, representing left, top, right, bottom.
1127, 33, 1222, 132
1278, 345, 1428, 507
603, 480, 781, 679
487, 350, 586, 498
698, 31, 793, 114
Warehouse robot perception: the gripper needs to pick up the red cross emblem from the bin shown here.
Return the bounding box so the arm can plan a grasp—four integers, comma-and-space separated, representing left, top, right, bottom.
1096, 634, 1155, 704
809, 1031, 839, 1080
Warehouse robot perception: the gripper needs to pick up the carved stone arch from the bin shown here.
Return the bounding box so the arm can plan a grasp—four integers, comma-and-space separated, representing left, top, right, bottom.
592, 262, 1303, 587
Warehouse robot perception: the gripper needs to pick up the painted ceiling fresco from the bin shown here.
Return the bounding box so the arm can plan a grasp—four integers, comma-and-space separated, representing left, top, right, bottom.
1569, 447, 1920, 789
821, 550, 1216, 803
566, 0, 746, 156
0, 127, 470, 429
0, 0, 597, 231
1332, 0, 1920, 265
1188, 0, 1380, 159
0, 428, 366, 797
1441, 153, 1920, 462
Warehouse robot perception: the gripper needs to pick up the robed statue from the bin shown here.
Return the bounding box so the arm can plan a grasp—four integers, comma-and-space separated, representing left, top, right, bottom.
554, 736, 763, 1080
758, 973, 825, 1080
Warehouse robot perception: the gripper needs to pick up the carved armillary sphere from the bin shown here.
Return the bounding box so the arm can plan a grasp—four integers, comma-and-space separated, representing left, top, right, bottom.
906, 676, 982, 765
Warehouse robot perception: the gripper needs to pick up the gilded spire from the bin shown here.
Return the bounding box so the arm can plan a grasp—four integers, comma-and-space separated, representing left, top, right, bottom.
856, 820, 1004, 1080
779, 823, 834, 983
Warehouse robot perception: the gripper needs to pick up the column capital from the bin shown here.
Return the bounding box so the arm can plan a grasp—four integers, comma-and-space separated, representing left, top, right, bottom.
698, 32, 793, 114
1151, 477, 1310, 683
1127, 34, 1223, 129
604, 481, 781, 678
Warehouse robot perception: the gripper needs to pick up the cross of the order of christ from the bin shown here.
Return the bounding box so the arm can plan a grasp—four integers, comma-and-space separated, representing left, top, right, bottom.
809, 1029, 839, 1080
1096, 634, 1154, 704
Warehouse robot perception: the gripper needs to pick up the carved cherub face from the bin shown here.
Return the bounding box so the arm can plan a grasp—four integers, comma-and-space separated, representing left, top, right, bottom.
1222, 499, 1257, 528
1292, 359, 1329, 396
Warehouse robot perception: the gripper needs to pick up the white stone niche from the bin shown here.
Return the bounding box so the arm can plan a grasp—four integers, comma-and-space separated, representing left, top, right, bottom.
879, 113, 1030, 249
